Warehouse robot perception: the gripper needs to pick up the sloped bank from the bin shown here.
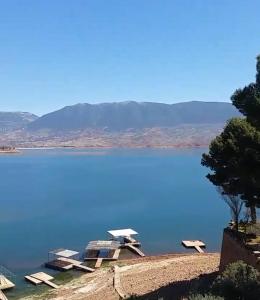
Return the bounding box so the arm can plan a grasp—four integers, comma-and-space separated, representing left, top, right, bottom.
19, 253, 220, 300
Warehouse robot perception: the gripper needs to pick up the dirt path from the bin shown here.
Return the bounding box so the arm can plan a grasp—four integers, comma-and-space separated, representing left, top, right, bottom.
20, 253, 220, 300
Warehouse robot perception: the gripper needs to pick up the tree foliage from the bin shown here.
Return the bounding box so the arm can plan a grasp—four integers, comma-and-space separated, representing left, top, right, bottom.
202, 56, 260, 222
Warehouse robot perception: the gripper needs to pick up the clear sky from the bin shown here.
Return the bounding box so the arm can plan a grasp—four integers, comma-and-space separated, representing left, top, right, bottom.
0, 0, 259, 116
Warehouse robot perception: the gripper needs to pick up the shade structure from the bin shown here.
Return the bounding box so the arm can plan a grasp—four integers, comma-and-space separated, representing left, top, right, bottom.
108, 228, 138, 238
49, 249, 79, 258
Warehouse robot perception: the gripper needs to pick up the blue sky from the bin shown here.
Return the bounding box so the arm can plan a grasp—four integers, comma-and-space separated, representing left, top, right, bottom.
0, 0, 259, 116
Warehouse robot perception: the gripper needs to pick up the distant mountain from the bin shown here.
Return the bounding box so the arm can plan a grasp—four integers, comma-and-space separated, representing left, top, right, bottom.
28, 101, 240, 131
0, 112, 38, 132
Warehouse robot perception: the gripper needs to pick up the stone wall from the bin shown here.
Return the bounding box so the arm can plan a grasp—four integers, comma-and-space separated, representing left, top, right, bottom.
220, 228, 260, 272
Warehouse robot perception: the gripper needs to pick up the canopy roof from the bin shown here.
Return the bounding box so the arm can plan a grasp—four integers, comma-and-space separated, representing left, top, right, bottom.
108, 228, 138, 238
49, 249, 79, 258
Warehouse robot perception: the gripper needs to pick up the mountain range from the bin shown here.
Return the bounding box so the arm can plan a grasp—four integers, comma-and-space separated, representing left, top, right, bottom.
0, 112, 38, 132
0, 101, 241, 148
27, 101, 239, 131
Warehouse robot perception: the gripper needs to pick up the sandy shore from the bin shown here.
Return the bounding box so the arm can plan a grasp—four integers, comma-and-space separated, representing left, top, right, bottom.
19, 253, 220, 300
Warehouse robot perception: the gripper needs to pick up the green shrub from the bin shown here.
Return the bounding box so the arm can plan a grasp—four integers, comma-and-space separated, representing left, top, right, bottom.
212, 260, 260, 300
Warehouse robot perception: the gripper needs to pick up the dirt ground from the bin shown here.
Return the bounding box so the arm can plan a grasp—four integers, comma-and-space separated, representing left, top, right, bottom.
19, 253, 220, 300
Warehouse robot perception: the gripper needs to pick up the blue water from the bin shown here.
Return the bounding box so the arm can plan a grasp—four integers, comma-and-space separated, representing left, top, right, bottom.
0, 148, 228, 277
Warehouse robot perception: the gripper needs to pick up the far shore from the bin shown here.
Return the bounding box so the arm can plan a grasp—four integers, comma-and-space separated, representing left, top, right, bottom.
0, 149, 20, 154
16, 144, 208, 150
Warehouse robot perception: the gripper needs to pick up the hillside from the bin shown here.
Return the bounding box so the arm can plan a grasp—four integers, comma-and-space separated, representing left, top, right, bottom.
0, 112, 38, 132
27, 101, 240, 131
0, 101, 241, 148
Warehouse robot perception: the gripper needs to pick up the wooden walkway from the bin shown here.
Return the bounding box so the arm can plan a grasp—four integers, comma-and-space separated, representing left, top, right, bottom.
126, 244, 145, 257
194, 245, 204, 253
25, 272, 59, 289
0, 276, 15, 290
182, 240, 206, 253
95, 258, 103, 268
57, 257, 94, 272
0, 290, 8, 300
112, 249, 121, 260
0, 275, 15, 300
113, 266, 129, 299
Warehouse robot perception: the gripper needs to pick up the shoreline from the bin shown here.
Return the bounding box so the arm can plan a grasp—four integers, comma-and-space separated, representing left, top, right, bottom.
0, 149, 20, 154
16, 144, 207, 150
17, 252, 220, 300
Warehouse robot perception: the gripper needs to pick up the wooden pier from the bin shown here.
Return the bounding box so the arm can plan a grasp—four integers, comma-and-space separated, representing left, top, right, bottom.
25, 272, 59, 289
113, 266, 129, 299
125, 244, 145, 257
57, 257, 94, 272
182, 240, 206, 253
0, 290, 8, 300
85, 240, 122, 268
95, 258, 103, 268
0, 275, 15, 300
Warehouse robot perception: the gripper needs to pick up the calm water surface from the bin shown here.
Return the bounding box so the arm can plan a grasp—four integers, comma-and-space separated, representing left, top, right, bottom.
0, 148, 228, 282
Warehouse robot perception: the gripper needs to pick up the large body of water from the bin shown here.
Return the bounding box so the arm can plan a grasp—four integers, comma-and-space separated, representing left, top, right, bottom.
0, 148, 228, 278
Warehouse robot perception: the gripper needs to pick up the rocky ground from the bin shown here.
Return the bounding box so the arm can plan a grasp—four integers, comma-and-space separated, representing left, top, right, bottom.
19, 253, 220, 300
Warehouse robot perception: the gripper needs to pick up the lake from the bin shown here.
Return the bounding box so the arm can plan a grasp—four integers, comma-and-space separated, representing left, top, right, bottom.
0, 148, 228, 278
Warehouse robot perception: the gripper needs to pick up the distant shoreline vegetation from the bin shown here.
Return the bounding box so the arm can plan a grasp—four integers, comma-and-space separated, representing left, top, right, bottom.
0, 146, 19, 153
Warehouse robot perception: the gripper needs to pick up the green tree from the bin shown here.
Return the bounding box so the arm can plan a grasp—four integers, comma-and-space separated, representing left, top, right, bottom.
202, 56, 260, 223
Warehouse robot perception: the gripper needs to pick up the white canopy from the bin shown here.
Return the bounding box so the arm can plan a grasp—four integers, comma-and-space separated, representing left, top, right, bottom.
108, 228, 138, 238
53, 249, 79, 258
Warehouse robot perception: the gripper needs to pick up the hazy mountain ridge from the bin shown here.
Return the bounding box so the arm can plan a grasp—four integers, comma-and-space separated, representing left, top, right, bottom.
27, 101, 240, 131
0, 112, 38, 132
0, 101, 240, 148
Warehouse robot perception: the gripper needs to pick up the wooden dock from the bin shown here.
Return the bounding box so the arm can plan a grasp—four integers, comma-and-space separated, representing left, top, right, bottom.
0, 269, 16, 300
24, 276, 41, 285
182, 240, 206, 253
0, 276, 15, 290
126, 244, 145, 257
25, 272, 59, 289
95, 258, 103, 268
113, 266, 129, 299
57, 257, 94, 272
0, 290, 8, 300
112, 249, 121, 260
45, 259, 73, 271
124, 236, 140, 246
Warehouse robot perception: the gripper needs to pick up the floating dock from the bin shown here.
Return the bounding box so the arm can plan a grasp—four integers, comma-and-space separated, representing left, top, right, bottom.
182, 240, 206, 253
85, 240, 121, 268
57, 257, 94, 272
0, 290, 8, 300
25, 272, 59, 289
46, 259, 73, 271
0, 275, 15, 290
0, 274, 15, 300
95, 258, 103, 268
46, 248, 92, 272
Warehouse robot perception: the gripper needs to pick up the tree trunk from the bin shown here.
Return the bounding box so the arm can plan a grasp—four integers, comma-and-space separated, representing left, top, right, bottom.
235, 216, 239, 231
250, 206, 257, 223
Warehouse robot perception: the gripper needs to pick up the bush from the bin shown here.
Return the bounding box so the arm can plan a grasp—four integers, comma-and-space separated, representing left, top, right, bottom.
189, 294, 223, 300
212, 260, 260, 300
